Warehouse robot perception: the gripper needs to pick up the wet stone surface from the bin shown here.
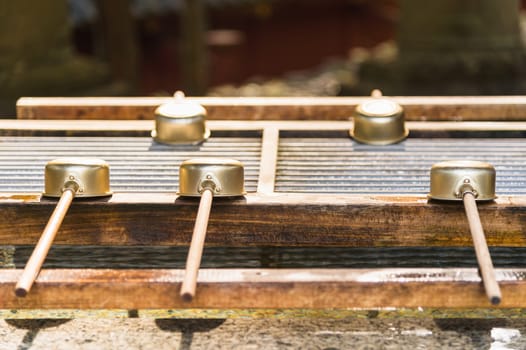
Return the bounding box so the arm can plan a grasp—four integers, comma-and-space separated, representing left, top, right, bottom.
1, 317, 526, 349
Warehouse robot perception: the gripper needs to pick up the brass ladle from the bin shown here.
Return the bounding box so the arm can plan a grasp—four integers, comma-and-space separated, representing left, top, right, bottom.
15, 158, 112, 297
350, 89, 408, 145
429, 160, 501, 305
152, 91, 210, 145
178, 158, 245, 302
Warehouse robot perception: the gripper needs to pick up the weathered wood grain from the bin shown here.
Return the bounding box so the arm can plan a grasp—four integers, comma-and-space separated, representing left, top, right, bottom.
1, 268, 526, 309
1, 119, 526, 137
1, 193, 525, 247
256, 126, 279, 194
16, 96, 526, 121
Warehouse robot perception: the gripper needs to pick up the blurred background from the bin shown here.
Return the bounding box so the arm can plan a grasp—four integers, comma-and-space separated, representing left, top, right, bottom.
2, 0, 526, 115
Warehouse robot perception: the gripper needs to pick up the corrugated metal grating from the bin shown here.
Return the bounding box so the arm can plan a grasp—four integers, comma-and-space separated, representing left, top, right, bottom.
276, 138, 526, 194
3, 135, 526, 195
0, 136, 261, 192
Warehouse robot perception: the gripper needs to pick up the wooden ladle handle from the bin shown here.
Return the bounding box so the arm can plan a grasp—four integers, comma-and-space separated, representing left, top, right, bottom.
463, 192, 501, 305
15, 188, 75, 297
180, 188, 214, 302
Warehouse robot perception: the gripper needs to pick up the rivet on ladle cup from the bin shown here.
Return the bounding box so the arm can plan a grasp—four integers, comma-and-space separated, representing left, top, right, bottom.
429, 160, 501, 305
15, 158, 112, 297
178, 158, 245, 302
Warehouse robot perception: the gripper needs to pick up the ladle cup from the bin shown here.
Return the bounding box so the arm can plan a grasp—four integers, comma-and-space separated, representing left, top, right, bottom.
152, 91, 210, 145
350, 89, 408, 145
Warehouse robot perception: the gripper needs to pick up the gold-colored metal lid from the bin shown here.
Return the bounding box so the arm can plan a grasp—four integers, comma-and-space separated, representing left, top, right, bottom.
429, 160, 496, 201
152, 91, 210, 145
350, 90, 408, 145
43, 158, 112, 198
179, 158, 245, 197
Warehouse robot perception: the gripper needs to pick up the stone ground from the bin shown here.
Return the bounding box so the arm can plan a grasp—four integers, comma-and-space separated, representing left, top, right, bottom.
1, 314, 526, 349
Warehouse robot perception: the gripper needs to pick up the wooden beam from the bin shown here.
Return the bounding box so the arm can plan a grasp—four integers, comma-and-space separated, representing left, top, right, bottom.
16, 96, 526, 121
1, 119, 526, 137
1, 193, 525, 247
256, 127, 279, 194
1, 268, 526, 309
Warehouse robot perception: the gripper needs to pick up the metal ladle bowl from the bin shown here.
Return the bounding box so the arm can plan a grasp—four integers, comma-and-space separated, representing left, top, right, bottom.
43, 158, 112, 198
179, 158, 246, 197
429, 160, 496, 201
350, 91, 408, 145
152, 91, 210, 145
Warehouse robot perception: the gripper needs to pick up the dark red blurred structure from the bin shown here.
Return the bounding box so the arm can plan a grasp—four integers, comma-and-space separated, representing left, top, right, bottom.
74, 0, 397, 95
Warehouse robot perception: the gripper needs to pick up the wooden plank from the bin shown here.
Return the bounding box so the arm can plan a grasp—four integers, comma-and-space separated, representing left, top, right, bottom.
1, 119, 526, 137
257, 127, 279, 194
1, 268, 525, 309
1, 193, 525, 247
16, 96, 526, 121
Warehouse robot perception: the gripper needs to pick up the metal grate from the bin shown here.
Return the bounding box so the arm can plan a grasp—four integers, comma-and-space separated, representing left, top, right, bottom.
276, 137, 526, 194
0, 136, 261, 192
